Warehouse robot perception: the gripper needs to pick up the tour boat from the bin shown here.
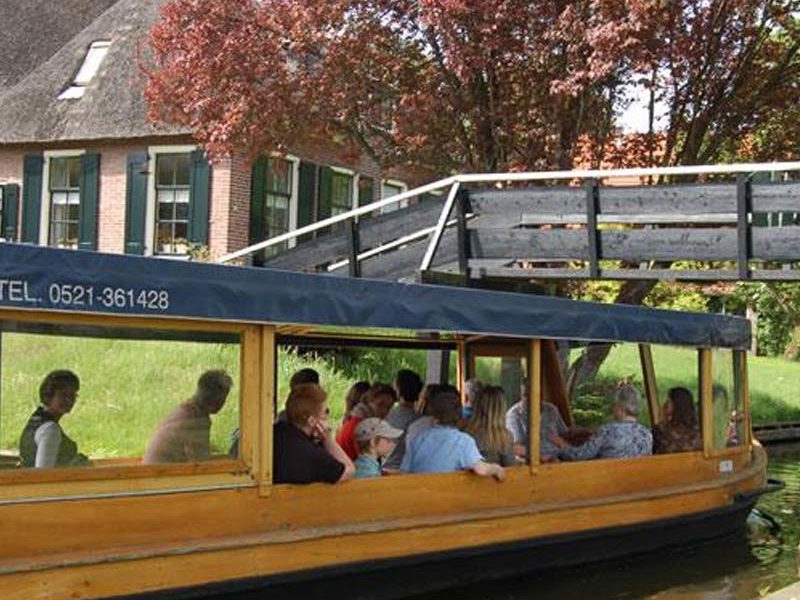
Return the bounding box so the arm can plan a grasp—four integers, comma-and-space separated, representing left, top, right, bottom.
0, 243, 772, 600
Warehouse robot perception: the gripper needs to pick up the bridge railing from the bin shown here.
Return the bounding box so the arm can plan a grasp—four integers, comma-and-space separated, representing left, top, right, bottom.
219, 161, 800, 282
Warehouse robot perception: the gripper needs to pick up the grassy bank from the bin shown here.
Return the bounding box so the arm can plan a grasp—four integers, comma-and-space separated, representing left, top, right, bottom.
1, 333, 797, 458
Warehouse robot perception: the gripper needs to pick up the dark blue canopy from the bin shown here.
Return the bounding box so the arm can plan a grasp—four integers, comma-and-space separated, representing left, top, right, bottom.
0, 244, 749, 349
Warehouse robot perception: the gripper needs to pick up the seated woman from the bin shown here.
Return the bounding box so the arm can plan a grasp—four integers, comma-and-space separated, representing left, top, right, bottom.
464, 385, 516, 466
405, 383, 449, 449
401, 387, 505, 481
336, 383, 397, 460
552, 384, 652, 461
19, 370, 90, 468
653, 387, 701, 454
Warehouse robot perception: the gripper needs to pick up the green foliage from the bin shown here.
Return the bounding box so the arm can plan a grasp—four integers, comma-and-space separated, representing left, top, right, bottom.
643, 282, 709, 312
732, 283, 800, 359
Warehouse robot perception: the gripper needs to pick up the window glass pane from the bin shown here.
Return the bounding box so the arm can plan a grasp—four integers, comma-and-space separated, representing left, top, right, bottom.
67, 158, 82, 188
331, 173, 353, 214
175, 201, 189, 221
157, 200, 173, 221
267, 158, 292, 195
0, 324, 241, 469
50, 158, 67, 189
174, 154, 191, 186
157, 155, 176, 186
712, 349, 742, 449
156, 223, 173, 253
650, 345, 700, 454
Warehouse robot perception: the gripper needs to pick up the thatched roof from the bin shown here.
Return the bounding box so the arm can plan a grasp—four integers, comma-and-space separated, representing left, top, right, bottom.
0, 0, 190, 144
0, 0, 118, 93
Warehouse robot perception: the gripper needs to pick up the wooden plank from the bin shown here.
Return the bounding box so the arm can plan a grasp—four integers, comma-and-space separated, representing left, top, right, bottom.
359, 229, 459, 281
751, 226, 800, 260
239, 326, 261, 474
751, 182, 800, 212
515, 213, 739, 226
259, 326, 275, 496
468, 186, 585, 215
598, 183, 736, 214
465, 265, 800, 282
470, 228, 738, 262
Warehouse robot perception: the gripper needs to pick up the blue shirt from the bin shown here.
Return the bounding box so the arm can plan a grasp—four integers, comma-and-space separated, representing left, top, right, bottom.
354, 455, 382, 479
401, 425, 483, 474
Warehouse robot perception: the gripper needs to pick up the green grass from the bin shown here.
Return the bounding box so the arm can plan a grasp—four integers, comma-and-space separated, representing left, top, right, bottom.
2, 334, 797, 459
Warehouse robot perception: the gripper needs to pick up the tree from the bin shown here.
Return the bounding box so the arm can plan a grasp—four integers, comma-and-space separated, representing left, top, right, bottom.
145, 0, 636, 172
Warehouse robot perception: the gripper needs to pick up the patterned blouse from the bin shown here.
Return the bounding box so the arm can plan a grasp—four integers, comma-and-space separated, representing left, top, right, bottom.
558, 421, 653, 461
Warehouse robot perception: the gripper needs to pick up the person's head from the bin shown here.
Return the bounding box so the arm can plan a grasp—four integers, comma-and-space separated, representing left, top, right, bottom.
466, 385, 511, 453
39, 370, 80, 418
286, 383, 329, 432
354, 417, 402, 458
194, 370, 233, 414
661, 398, 674, 424
612, 384, 640, 421
361, 383, 398, 419
345, 381, 371, 416
464, 379, 483, 409
395, 369, 423, 405
667, 387, 697, 429
290, 368, 320, 389
428, 387, 462, 427
416, 383, 453, 416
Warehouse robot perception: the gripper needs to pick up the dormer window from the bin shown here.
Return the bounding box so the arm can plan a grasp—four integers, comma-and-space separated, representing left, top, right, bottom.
58, 41, 111, 100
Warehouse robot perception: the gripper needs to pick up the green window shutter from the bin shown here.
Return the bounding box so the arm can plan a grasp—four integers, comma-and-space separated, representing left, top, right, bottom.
187, 150, 211, 246
357, 176, 374, 207
250, 155, 267, 244
2, 183, 20, 241
21, 154, 44, 243
78, 153, 100, 250
317, 166, 333, 221
124, 151, 148, 255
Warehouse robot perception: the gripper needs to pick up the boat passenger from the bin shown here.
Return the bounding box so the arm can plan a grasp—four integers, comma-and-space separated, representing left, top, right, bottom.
143, 370, 233, 464
19, 370, 90, 468
343, 380, 371, 425
462, 378, 483, 420
505, 396, 569, 462
653, 387, 701, 454
401, 388, 506, 481
406, 384, 451, 449
464, 385, 516, 466
273, 383, 354, 484
337, 383, 398, 460
353, 418, 403, 479
383, 369, 423, 471
552, 385, 653, 461
230, 367, 321, 456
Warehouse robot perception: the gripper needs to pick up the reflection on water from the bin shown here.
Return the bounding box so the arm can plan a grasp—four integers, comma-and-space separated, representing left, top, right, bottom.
418, 444, 800, 600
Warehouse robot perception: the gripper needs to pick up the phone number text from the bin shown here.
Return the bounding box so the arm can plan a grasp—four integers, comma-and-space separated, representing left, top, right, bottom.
48, 283, 170, 311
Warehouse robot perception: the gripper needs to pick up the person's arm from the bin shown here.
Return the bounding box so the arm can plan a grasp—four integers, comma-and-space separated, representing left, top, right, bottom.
472, 460, 506, 481
559, 427, 605, 461
33, 422, 62, 468
322, 433, 355, 483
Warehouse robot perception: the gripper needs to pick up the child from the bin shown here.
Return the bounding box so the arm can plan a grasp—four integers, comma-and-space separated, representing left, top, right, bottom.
353, 418, 403, 479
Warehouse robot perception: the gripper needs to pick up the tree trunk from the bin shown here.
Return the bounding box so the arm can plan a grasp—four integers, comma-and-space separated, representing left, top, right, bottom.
565, 280, 658, 399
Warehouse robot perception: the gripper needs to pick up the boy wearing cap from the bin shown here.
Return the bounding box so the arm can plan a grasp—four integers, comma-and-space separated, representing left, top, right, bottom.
353, 418, 403, 479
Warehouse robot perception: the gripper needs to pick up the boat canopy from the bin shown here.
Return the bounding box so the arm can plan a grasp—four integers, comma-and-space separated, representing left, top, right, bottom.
0, 244, 749, 349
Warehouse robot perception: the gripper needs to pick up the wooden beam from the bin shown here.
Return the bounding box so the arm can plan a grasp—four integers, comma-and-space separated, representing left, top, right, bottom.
529, 339, 541, 471
736, 174, 752, 280
585, 178, 600, 278
345, 218, 361, 278
259, 326, 276, 496
700, 349, 714, 457
638, 344, 660, 425
456, 189, 471, 276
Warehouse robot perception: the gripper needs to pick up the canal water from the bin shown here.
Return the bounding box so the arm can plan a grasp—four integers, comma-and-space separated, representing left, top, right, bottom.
418, 443, 800, 600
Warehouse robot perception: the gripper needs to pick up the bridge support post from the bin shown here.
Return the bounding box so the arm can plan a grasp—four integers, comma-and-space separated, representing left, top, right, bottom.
456, 189, 472, 280
736, 174, 752, 280
585, 179, 601, 278
346, 217, 361, 278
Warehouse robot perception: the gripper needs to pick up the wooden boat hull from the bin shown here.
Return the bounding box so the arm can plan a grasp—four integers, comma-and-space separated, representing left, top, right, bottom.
121, 496, 757, 600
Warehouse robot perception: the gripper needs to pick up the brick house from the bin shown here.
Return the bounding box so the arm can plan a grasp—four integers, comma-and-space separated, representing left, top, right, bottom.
0, 0, 428, 260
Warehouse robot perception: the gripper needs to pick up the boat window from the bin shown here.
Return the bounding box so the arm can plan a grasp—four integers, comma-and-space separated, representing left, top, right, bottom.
711, 349, 744, 449
0, 320, 241, 472
649, 345, 702, 455
552, 341, 653, 462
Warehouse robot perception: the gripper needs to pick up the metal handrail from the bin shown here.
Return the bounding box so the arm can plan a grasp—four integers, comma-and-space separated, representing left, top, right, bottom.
218, 160, 800, 267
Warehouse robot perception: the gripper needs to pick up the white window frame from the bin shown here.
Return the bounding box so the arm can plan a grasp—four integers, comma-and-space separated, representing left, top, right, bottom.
58, 41, 111, 100
39, 149, 86, 247
267, 153, 300, 249
330, 165, 358, 213
145, 145, 197, 258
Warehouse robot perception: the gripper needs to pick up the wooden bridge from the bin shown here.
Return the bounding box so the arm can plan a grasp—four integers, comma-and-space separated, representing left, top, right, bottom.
220, 162, 800, 285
